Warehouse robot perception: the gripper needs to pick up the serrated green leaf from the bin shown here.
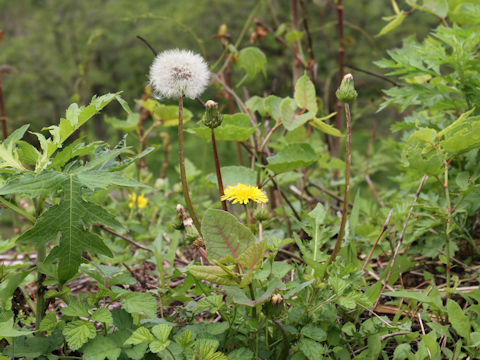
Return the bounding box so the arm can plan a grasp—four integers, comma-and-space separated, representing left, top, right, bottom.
82, 334, 122, 360
17, 175, 118, 283
294, 73, 317, 113
61, 297, 89, 317
149, 339, 170, 353
62, 320, 96, 351
91, 308, 113, 325
0, 171, 66, 197
299, 338, 324, 359
39, 312, 58, 332
123, 327, 154, 345
266, 143, 317, 173
121, 292, 157, 318
301, 324, 327, 342
152, 324, 172, 342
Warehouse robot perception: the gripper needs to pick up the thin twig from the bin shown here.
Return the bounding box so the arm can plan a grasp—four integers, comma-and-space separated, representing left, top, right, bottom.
345, 64, 404, 87
374, 175, 428, 308
308, 182, 353, 207
96, 224, 153, 252
136, 35, 157, 56
362, 209, 393, 271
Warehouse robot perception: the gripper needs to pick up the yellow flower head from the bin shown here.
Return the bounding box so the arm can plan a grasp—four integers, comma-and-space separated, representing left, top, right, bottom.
128, 193, 148, 209
221, 183, 268, 205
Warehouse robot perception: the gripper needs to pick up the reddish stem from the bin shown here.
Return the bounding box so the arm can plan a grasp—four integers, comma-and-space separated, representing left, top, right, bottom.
211, 129, 227, 211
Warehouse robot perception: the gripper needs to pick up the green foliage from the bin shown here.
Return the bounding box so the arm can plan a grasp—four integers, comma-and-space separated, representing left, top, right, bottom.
1, 1, 480, 359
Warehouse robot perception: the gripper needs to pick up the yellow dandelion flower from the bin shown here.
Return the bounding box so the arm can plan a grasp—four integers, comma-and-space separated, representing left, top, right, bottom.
128, 193, 148, 209
221, 183, 268, 205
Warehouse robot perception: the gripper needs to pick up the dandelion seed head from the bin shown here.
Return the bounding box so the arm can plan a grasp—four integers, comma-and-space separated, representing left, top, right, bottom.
149, 49, 210, 99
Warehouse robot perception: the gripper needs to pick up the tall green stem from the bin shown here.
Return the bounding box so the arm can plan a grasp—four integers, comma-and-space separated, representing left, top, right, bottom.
35, 245, 46, 335
444, 162, 451, 292
178, 96, 202, 235
328, 103, 351, 266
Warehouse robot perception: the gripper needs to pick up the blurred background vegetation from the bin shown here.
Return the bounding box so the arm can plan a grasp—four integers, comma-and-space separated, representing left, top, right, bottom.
0, 0, 438, 177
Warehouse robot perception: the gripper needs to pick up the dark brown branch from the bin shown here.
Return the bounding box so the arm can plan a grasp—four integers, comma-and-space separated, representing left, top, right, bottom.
345, 64, 404, 87
96, 224, 153, 252
136, 35, 157, 56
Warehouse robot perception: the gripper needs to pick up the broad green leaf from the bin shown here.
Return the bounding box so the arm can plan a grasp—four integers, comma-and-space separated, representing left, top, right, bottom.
0, 270, 33, 308
267, 143, 317, 173
294, 73, 317, 113
149, 339, 170, 353
17, 140, 40, 165
91, 308, 113, 325
265, 95, 282, 121
237, 47, 267, 78
235, 239, 267, 271
123, 327, 154, 345
188, 265, 239, 286
420, 0, 448, 17
205, 166, 257, 187
0, 316, 32, 337
245, 96, 266, 116
280, 98, 316, 131
440, 116, 480, 154
188, 113, 257, 142
82, 335, 121, 360
377, 12, 406, 36
202, 209, 256, 262
17, 175, 119, 283
299, 338, 324, 360
104, 114, 139, 132
383, 289, 443, 310
39, 312, 58, 332
301, 324, 327, 342
62, 320, 96, 351
228, 348, 254, 360
285, 30, 303, 43
225, 277, 285, 307
152, 324, 172, 342
121, 292, 157, 318
0, 171, 66, 197
60, 297, 89, 317
447, 299, 471, 339
421, 334, 440, 359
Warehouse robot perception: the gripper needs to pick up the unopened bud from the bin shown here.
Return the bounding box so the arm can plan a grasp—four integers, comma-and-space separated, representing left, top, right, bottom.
336, 74, 357, 103
253, 206, 269, 222
202, 100, 223, 129
271, 293, 283, 304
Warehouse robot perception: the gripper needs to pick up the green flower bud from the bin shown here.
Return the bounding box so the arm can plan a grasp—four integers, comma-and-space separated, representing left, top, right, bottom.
336, 73, 357, 103
202, 100, 223, 129
253, 206, 269, 222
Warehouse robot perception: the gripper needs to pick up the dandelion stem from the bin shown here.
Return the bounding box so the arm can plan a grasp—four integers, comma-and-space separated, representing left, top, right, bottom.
328, 102, 351, 266
211, 129, 227, 211
178, 96, 202, 235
